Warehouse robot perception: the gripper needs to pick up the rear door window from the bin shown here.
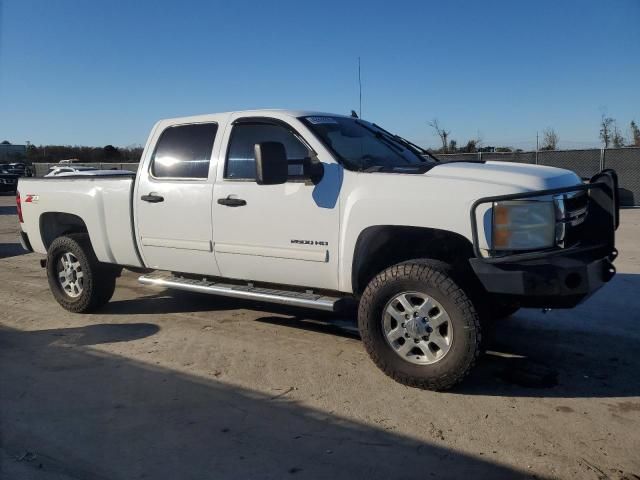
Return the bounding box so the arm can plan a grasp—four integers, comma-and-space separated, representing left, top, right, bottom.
151, 123, 218, 179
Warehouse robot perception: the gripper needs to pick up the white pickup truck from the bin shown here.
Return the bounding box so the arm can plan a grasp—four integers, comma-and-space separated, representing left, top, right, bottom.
16, 110, 619, 390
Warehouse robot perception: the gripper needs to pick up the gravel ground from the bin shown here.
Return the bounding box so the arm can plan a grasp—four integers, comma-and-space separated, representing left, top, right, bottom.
1, 193, 639, 480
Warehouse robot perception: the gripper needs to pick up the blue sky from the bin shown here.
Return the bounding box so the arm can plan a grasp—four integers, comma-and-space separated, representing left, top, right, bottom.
0, 0, 638, 150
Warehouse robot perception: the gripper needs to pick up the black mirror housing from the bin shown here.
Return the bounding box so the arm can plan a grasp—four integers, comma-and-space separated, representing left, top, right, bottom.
254, 142, 288, 185
305, 156, 325, 184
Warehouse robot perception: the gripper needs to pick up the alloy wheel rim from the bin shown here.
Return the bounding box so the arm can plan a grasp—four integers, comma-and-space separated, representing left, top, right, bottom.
57, 252, 84, 298
382, 291, 453, 365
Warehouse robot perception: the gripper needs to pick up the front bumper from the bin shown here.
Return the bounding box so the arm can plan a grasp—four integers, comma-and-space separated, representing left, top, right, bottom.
470, 248, 616, 308
469, 170, 619, 308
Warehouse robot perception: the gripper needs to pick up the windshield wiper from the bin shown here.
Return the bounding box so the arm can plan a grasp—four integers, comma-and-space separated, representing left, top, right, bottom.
371, 123, 440, 162
355, 120, 405, 154
362, 165, 385, 172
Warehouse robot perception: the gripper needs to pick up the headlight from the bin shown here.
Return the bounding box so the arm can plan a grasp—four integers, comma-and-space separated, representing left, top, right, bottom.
492, 200, 556, 251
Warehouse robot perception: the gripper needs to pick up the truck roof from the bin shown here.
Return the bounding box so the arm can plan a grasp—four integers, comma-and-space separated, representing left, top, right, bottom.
157, 109, 352, 125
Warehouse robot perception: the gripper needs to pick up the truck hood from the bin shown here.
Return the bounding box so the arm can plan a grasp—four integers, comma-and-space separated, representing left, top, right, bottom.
426, 161, 581, 191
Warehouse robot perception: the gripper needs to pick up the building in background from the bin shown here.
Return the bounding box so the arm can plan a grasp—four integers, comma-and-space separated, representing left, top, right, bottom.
0, 142, 27, 162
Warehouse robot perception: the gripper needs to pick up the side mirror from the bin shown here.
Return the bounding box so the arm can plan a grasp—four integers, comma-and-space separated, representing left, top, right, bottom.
254, 142, 288, 185
305, 155, 325, 185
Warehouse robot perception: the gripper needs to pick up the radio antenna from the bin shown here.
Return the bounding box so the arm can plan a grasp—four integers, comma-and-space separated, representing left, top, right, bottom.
358, 57, 362, 118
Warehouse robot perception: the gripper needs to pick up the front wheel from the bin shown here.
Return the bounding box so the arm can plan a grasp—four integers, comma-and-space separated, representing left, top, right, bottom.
358, 260, 481, 391
46, 233, 118, 313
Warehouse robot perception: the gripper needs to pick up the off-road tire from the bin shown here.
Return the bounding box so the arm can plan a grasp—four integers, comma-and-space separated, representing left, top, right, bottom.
46, 233, 117, 313
358, 259, 481, 391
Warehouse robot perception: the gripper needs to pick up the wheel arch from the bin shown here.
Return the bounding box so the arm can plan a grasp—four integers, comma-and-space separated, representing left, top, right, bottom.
39, 212, 90, 251
351, 225, 476, 296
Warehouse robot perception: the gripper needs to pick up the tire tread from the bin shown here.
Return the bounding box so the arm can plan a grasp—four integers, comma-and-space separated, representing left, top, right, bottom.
47, 233, 117, 313
358, 259, 481, 391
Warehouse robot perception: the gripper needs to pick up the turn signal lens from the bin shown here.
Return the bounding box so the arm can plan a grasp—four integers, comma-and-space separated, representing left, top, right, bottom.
493, 229, 512, 248
494, 204, 510, 225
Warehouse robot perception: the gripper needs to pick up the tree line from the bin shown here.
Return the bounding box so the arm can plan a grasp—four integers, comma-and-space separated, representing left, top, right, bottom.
0, 142, 144, 163
428, 115, 640, 154
3, 114, 640, 162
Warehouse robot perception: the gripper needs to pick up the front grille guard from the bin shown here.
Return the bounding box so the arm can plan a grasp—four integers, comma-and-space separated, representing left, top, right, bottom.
470, 169, 619, 264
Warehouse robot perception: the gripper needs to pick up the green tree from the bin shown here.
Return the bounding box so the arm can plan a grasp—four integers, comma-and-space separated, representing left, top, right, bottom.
24, 144, 143, 163
103, 145, 121, 160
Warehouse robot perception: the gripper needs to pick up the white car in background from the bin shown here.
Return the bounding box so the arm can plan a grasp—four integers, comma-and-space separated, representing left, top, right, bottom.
46, 166, 134, 177
46, 166, 98, 177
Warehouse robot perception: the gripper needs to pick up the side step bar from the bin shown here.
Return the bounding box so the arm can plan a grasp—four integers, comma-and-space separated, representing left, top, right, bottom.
138, 274, 344, 312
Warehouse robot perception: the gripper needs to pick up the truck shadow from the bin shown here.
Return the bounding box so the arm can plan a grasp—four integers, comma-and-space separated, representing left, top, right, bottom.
254, 307, 640, 399
457, 272, 640, 398
222, 275, 640, 399
0, 242, 29, 259
99, 274, 640, 399
0, 322, 160, 349
0, 205, 16, 215
0, 323, 531, 480
459, 326, 640, 398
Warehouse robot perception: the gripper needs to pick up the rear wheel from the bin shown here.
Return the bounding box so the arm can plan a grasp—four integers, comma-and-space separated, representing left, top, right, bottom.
46, 234, 118, 313
358, 260, 481, 391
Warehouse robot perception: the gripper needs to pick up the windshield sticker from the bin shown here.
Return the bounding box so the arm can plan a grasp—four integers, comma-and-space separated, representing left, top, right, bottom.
306, 116, 338, 125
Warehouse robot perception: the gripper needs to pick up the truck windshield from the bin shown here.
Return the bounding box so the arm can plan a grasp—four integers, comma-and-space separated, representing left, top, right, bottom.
301, 116, 437, 172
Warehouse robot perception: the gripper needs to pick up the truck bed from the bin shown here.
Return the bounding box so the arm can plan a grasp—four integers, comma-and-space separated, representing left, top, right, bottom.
18, 173, 144, 268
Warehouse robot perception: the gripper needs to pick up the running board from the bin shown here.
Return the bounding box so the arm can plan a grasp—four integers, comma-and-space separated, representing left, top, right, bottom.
138, 274, 343, 312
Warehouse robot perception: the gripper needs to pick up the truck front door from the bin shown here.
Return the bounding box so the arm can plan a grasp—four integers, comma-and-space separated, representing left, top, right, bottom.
211, 115, 341, 290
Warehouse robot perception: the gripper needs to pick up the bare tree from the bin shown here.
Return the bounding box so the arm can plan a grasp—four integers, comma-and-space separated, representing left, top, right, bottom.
612, 122, 625, 148
428, 119, 450, 153
629, 120, 640, 147
541, 128, 559, 150
600, 115, 614, 148
462, 139, 479, 153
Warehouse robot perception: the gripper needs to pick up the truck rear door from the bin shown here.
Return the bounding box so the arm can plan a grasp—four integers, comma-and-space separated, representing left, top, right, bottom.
134, 120, 222, 275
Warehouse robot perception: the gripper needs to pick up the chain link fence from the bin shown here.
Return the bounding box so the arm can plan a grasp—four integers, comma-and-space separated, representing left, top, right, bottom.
537, 149, 602, 179
29, 147, 640, 206
438, 147, 640, 207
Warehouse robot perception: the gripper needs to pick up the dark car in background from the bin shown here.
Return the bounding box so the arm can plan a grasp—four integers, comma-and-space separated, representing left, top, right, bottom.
6, 162, 32, 177
0, 167, 20, 193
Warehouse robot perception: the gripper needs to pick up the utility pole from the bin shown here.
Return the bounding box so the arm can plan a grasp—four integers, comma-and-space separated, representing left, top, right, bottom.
535, 131, 539, 164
